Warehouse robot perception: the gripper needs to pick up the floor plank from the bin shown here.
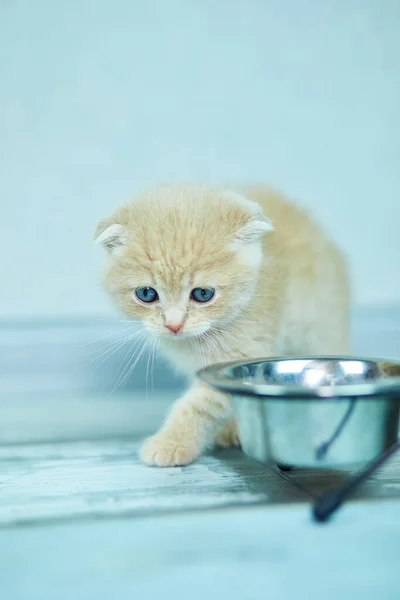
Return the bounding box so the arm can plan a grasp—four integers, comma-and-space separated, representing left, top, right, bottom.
0, 439, 307, 527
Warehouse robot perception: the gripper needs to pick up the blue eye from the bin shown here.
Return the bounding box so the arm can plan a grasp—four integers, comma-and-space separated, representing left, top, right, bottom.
135, 287, 159, 303
190, 288, 215, 303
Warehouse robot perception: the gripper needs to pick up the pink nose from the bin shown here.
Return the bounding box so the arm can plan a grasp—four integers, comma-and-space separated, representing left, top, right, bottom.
165, 322, 183, 334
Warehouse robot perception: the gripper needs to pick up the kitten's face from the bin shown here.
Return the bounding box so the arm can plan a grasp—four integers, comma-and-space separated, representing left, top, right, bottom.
94, 185, 272, 340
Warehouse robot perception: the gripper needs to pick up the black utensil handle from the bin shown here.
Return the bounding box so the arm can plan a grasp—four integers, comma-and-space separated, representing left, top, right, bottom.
312, 440, 400, 523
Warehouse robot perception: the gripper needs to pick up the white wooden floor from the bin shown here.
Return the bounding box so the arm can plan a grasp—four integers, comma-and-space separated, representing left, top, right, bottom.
2, 436, 400, 527
1, 498, 400, 600
0, 439, 307, 527
1, 435, 400, 599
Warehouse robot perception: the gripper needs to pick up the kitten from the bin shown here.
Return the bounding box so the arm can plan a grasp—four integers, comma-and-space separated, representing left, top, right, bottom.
94, 183, 350, 466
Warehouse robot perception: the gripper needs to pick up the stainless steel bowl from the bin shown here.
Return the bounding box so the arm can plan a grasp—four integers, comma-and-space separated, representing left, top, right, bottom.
198, 357, 400, 468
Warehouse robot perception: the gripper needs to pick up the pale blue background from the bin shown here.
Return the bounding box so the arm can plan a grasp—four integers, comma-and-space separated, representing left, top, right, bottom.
1, 0, 399, 318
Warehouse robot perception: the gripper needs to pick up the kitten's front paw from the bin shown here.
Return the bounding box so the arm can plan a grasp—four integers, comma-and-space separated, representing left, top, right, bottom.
140, 432, 202, 467
215, 420, 241, 447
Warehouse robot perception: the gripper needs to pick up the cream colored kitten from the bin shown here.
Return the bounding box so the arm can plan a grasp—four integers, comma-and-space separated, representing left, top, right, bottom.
94, 183, 350, 467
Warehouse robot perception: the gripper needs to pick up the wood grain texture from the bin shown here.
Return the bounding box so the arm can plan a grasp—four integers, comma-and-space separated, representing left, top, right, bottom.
0, 439, 308, 527
2, 437, 400, 529
1, 438, 400, 600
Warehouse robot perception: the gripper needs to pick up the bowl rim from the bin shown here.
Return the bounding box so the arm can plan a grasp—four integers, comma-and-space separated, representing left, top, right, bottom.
197, 355, 400, 400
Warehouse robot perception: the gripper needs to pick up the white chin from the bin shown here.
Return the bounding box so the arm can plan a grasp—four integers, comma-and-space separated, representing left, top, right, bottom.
159, 329, 209, 340
169, 332, 199, 340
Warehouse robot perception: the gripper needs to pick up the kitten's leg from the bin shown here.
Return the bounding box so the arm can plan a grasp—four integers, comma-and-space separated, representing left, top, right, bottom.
214, 419, 241, 448
140, 382, 232, 467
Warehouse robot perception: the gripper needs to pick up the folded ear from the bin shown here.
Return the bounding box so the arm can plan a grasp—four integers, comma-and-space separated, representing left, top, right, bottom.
93, 219, 126, 254
222, 191, 274, 246
234, 216, 274, 244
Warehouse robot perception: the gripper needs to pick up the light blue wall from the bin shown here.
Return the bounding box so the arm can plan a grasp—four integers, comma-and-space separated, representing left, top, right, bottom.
1, 0, 399, 318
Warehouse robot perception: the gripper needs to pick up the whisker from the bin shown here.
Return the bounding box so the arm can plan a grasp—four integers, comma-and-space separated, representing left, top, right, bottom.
81, 324, 140, 347
211, 325, 237, 342
85, 330, 144, 369
208, 327, 247, 361
150, 337, 157, 392
194, 335, 205, 368
212, 324, 276, 356
145, 337, 155, 399
118, 334, 153, 390
112, 332, 149, 391
87, 328, 145, 360
93, 317, 142, 324
114, 331, 146, 378
203, 330, 229, 363
92, 338, 133, 371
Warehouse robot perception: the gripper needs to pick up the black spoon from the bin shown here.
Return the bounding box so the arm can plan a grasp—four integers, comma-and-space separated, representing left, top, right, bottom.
312, 440, 400, 523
